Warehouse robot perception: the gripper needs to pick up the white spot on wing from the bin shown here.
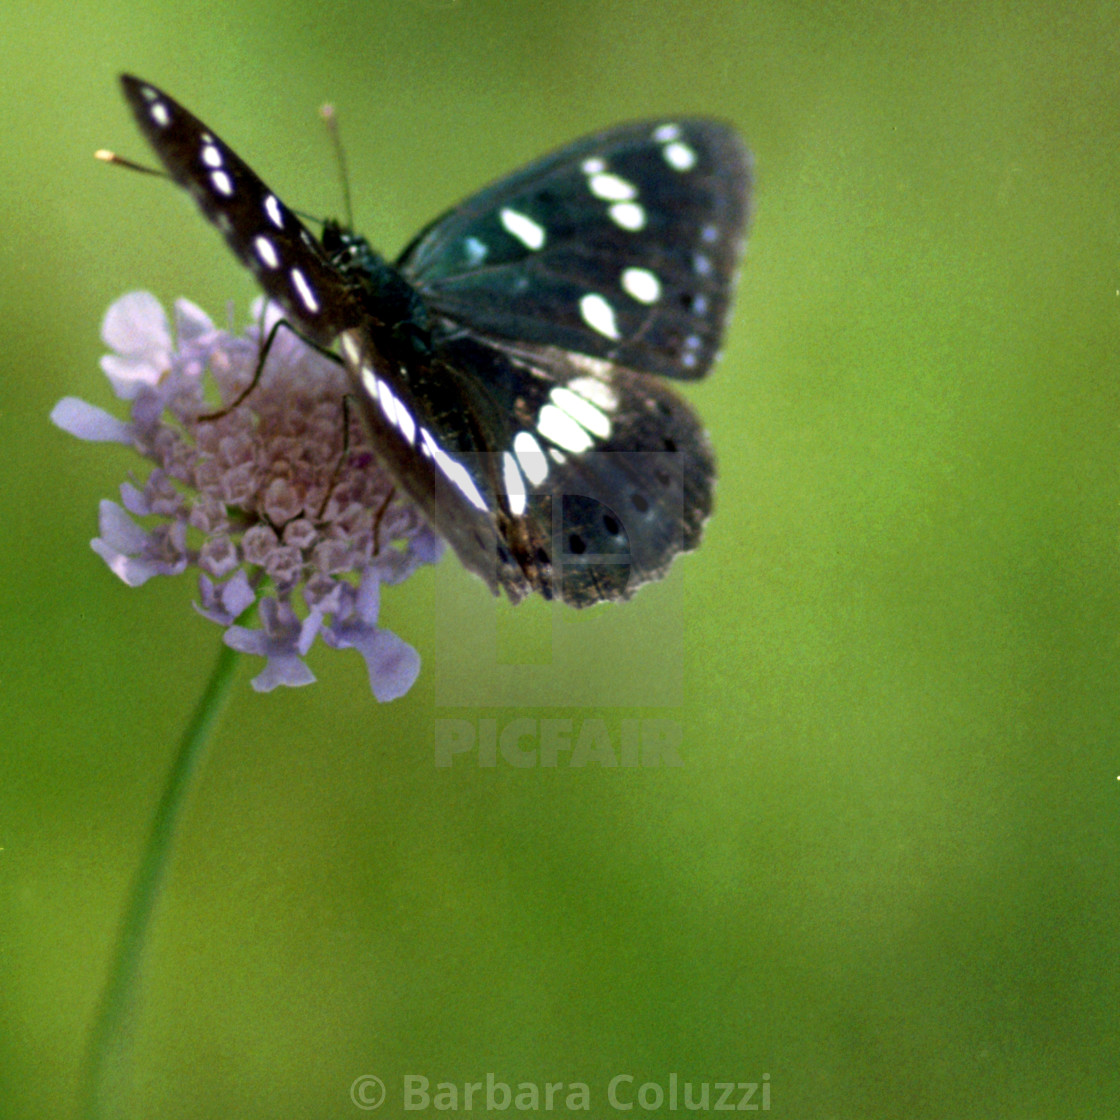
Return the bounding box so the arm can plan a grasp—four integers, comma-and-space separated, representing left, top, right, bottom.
621, 266, 661, 304
653, 123, 681, 142
566, 352, 613, 379
550, 386, 611, 439
378, 381, 417, 446
589, 172, 637, 201
463, 236, 488, 265
360, 365, 381, 399
395, 401, 416, 445
149, 101, 171, 128
420, 429, 488, 511
289, 267, 320, 314
502, 452, 528, 516
200, 143, 223, 169
513, 431, 549, 486
253, 235, 280, 270
264, 194, 285, 229
581, 157, 606, 175
609, 202, 646, 231
341, 332, 363, 366
579, 293, 620, 340
537, 404, 594, 454
680, 334, 703, 369
567, 376, 619, 413
499, 207, 546, 250
376, 379, 396, 423
663, 140, 698, 171
210, 169, 234, 197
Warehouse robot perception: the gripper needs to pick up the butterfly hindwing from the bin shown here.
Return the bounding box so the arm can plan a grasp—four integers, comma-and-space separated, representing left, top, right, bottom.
352, 326, 712, 605
425, 333, 716, 605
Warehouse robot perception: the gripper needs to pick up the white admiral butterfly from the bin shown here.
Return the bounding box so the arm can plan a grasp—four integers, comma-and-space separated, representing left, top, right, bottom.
118, 76, 751, 607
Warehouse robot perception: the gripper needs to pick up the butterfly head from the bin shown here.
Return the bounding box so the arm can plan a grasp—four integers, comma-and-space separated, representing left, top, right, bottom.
320, 219, 368, 268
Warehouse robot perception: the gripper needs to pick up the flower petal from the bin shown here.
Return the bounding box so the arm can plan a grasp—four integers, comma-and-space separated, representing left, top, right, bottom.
224, 611, 317, 691
195, 570, 256, 624
50, 398, 132, 444
97, 499, 151, 554
91, 542, 166, 587
220, 571, 257, 618
410, 527, 445, 566
90, 501, 188, 586
100, 354, 166, 399
297, 608, 324, 657
174, 298, 215, 346
102, 292, 171, 358
250, 656, 316, 692
351, 627, 421, 702
354, 568, 382, 625
119, 482, 150, 516
322, 584, 420, 701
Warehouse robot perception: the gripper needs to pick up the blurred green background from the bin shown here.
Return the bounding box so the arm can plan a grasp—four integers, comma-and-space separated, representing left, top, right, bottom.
3, 1, 1119, 1116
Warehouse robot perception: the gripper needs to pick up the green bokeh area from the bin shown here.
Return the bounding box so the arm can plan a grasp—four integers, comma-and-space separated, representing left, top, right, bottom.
3, 1, 1119, 1116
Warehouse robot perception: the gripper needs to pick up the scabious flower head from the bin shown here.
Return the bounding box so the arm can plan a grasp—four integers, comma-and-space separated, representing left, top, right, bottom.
52, 292, 442, 699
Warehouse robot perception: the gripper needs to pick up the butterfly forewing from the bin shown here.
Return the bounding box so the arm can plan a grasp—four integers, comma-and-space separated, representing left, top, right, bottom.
398, 120, 751, 380
119, 76, 361, 347
117, 76, 751, 606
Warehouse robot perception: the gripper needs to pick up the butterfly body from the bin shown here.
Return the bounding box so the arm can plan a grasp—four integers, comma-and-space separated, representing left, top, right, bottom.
119, 75, 751, 606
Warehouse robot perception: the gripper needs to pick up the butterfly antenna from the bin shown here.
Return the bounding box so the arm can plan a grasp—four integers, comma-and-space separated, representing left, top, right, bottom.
94, 149, 168, 178
319, 102, 354, 231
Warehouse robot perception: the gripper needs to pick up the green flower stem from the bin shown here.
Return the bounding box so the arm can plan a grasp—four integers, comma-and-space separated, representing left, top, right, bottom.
81, 635, 245, 1120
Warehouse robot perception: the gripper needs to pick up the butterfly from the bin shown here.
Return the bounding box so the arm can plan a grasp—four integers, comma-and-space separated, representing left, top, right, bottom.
117, 75, 751, 607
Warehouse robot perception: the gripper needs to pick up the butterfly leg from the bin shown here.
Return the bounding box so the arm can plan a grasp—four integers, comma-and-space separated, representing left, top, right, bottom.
372, 485, 396, 557
199, 315, 344, 421
312, 393, 397, 553
315, 391, 356, 521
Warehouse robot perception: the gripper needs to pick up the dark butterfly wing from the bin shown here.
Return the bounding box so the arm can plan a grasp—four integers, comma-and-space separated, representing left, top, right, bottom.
391, 120, 749, 602
119, 75, 361, 347
397, 119, 751, 380
117, 76, 751, 606
338, 318, 715, 605
424, 332, 715, 605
